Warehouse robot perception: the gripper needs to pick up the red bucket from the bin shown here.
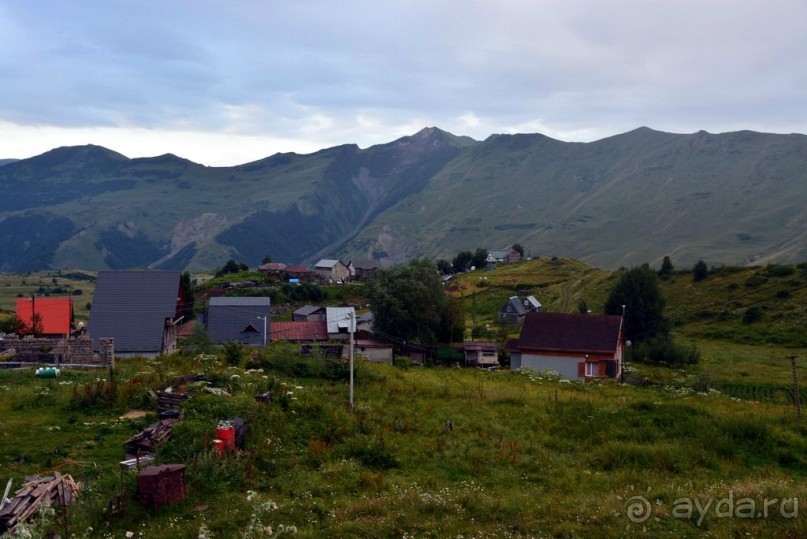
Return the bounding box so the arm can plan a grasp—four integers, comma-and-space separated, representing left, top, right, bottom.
215, 426, 235, 450
212, 438, 226, 456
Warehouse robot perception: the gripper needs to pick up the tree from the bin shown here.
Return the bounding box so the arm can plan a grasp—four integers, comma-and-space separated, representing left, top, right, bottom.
215, 258, 249, 277
262, 254, 272, 264
436, 259, 452, 275
692, 260, 708, 282
604, 265, 669, 343
512, 243, 525, 257
452, 251, 474, 273
471, 248, 488, 269
659, 256, 673, 277
365, 259, 463, 346
179, 271, 195, 318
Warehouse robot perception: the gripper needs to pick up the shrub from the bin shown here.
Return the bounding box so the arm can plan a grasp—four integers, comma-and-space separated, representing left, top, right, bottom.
222, 340, 245, 366
745, 274, 768, 288
627, 335, 700, 366
692, 260, 708, 282
765, 264, 795, 277
742, 306, 764, 324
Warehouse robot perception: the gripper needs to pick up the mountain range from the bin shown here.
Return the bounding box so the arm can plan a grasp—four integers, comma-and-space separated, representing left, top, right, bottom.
0, 127, 805, 272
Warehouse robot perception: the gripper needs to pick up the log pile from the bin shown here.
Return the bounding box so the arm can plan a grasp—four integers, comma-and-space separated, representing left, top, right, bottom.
124, 418, 177, 458
156, 390, 189, 415
0, 473, 80, 535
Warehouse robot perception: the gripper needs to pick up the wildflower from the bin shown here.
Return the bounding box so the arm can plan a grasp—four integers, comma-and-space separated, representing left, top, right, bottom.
126, 532, 135, 538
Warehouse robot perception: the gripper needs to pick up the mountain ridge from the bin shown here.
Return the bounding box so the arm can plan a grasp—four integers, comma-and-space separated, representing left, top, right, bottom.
0, 127, 804, 272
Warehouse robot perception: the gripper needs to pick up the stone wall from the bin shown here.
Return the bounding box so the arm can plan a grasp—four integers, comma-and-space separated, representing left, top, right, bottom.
0, 332, 112, 366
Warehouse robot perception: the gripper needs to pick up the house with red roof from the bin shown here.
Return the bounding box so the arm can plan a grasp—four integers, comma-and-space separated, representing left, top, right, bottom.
508, 312, 624, 381
15, 297, 74, 337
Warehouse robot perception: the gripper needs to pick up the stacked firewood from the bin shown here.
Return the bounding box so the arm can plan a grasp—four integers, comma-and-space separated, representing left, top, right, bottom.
0, 473, 80, 535
124, 418, 177, 458
156, 390, 189, 415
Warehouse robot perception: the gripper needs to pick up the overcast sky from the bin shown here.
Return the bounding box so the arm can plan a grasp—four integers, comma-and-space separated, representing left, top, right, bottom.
2, 1, 806, 166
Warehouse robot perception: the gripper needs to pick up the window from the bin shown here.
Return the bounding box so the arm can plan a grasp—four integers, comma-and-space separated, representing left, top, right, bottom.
585, 362, 598, 377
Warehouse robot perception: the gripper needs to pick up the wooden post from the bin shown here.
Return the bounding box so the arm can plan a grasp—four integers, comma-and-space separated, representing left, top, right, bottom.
790, 355, 801, 419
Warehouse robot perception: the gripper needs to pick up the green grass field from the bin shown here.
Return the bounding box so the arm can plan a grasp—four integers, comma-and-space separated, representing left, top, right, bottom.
2, 349, 807, 538
1, 261, 806, 537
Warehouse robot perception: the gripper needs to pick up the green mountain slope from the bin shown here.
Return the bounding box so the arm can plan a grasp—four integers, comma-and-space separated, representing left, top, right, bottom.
345, 128, 807, 268
0, 127, 804, 272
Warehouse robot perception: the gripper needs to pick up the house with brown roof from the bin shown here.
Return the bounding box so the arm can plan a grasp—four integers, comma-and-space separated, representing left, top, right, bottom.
350, 260, 381, 280
283, 265, 312, 281
15, 297, 74, 337
271, 321, 329, 342
258, 262, 288, 279
508, 312, 624, 381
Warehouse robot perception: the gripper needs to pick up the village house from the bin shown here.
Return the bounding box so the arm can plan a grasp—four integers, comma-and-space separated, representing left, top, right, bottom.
292, 305, 326, 322
283, 265, 313, 281
350, 260, 381, 280
499, 296, 527, 324
271, 321, 329, 342
206, 297, 271, 346
499, 295, 542, 324
463, 341, 499, 367
326, 306, 356, 341
313, 259, 350, 283
508, 312, 624, 381
88, 270, 187, 358
505, 248, 522, 263
258, 262, 288, 280
15, 297, 74, 337
355, 339, 394, 364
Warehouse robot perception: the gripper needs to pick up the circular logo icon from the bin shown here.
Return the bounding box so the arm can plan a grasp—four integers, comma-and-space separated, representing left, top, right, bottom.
625, 495, 652, 523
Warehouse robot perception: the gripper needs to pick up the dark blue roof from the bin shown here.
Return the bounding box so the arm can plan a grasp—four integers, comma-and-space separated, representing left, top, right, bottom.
89, 270, 181, 354
207, 297, 271, 345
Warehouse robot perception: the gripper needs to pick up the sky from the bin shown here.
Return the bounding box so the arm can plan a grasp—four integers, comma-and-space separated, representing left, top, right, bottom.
2, 1, 806, 166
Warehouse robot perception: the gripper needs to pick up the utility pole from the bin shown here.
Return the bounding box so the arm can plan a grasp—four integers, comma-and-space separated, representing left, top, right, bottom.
257, 316, 268, 347
349, 310, 355, 410
790, 355, 801, 419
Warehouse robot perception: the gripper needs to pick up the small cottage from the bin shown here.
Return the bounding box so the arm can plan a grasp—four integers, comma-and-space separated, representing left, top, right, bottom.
508, 312, 624, 381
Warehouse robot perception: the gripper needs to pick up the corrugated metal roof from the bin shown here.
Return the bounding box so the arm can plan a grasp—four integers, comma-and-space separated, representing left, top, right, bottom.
15, 297, 73, 335
89, 270, 181, 353
524, 296, 542, 310
314, 259, 340, 269
503, 296, 527, 316
293, 305, 324, 317
326, 307, 355, 334
271, 321, 328, 341
207, 297, 270, 345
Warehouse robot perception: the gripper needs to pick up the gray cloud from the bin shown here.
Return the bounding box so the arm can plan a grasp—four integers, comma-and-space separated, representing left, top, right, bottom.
2, 0, 806, 163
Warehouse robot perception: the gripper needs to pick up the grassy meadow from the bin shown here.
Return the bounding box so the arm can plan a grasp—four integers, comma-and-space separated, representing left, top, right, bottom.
0, 259, 806, 537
